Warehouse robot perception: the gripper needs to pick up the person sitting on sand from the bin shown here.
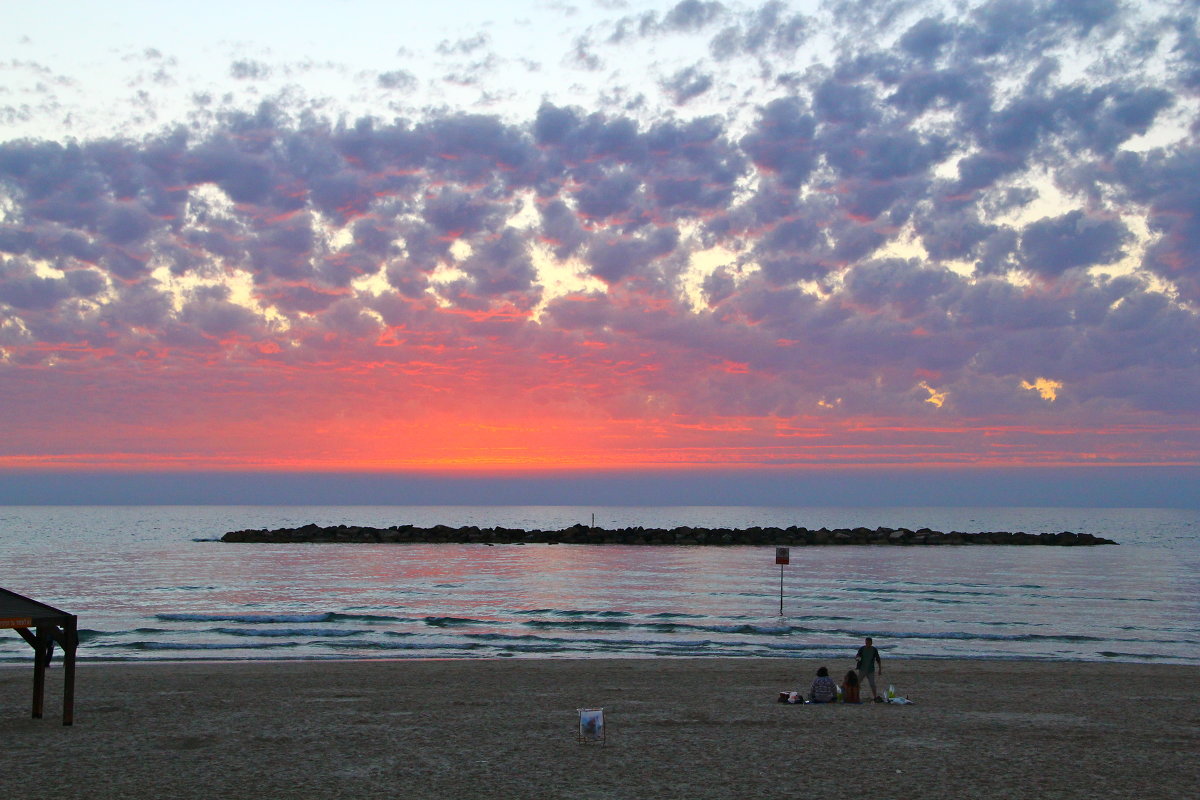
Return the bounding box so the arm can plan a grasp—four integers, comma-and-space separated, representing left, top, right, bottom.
841, 669, 861, 703
809, 667, 837, 703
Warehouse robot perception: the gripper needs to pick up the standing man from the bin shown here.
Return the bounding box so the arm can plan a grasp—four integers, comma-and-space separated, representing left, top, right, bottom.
855, 636, 883, 701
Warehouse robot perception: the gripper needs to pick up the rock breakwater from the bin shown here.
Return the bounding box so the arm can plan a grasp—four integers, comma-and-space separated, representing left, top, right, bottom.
221, 523, 1117, 546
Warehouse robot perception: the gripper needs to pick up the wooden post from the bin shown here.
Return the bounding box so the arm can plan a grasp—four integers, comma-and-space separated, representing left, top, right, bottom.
31, 626, 47, 719
63, 616, 77, 726
2, 591, 80, 725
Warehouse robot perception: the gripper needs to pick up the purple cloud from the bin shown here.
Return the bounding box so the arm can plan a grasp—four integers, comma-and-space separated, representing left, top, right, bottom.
0, 0, 1195, 456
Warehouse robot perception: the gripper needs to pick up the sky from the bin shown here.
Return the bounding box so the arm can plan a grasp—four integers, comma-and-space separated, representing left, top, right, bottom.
1, 1, 1199, 505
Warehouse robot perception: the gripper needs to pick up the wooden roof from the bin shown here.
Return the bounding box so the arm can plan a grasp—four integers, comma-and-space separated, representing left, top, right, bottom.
0, 587, 73, 628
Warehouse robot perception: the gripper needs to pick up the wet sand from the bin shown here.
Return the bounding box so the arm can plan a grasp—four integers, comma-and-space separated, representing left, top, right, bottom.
2, 658, 1197, 798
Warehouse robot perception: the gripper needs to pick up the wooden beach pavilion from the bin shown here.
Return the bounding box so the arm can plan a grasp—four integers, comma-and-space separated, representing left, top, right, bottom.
0, 587, 78, 725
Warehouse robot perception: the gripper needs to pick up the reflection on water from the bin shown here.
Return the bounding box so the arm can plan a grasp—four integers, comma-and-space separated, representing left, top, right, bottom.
0, 506, 1197, 664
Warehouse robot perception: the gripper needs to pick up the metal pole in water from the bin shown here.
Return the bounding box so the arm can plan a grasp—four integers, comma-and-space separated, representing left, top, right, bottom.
775, 547, 789, 616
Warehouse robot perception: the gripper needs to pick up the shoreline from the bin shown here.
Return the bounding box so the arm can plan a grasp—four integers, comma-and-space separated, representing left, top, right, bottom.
2, 652, 1197, 667
2, 658, 1196, 798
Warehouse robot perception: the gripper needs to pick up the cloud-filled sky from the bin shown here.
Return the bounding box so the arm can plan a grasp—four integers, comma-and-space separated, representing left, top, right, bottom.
2, 0, 1199, 484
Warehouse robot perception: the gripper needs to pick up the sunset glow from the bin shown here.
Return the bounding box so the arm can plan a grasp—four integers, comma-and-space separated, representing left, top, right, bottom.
2, 1, 1199, 496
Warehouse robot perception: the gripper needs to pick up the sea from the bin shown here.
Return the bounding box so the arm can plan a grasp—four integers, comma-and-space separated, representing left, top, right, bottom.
1, 506, 1197, 665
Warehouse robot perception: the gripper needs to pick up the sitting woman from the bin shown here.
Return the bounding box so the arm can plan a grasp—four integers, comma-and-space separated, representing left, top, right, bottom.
808, 666, 837, 703
841, 669, 861, 703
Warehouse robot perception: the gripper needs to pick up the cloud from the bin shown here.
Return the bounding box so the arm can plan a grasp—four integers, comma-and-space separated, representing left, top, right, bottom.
663, 1, 725, 32
457, 227, 540, 299
436, 33, 491, 57
709, 1, 810, 59
586, 226, 680, 284
899, 16, 957, 61
377, 70, 417, 91
661, 66, 714, 104
0, 262, 76, 310
0, 0, 1197, 469
230, 60, 271, 80
609, 0, 726, 43
1018, 210, 1129, 276
843, 257, 959, 319
739, 97, 817, 189
567, 36, 604, 71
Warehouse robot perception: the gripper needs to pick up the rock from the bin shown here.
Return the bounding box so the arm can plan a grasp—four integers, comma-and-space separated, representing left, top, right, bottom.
219, 523, 1115, 546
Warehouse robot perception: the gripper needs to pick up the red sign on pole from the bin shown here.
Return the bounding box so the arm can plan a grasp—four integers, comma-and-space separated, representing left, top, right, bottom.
775, 547, 790, 565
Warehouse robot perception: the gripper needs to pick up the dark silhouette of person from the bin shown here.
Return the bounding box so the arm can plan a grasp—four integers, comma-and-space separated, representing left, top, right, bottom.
855, 636, 883, 701
841, 669, 861, 703
809, 666, 837, 703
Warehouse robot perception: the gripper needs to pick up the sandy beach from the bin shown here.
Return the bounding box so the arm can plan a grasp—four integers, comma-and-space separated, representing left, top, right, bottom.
2, 658, 1197, 799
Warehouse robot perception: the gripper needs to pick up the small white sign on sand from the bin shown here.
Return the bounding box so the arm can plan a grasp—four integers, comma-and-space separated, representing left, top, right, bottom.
577, 707, 605, 744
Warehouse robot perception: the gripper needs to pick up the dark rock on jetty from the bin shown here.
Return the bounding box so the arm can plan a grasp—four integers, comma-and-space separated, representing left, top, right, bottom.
221, 523, 1117, 546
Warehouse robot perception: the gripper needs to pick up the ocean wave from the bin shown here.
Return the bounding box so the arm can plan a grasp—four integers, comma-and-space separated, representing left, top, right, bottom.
331, 612, 416, 623
138, 612, 1168, 651
844, 586, 998, 598
118, 641, 302, 650
323, 640, 487, 651
1098, 650, 1174, 660
214, 627, 362, 638
156, 612, 333, 624
919, 597, 988, 605
522, 619, 633, 630
463, 631, 721, 649
517, 618, 834, 637
492, 643, 572, 653
705, 623, 794, 634
150, 585, 218, 591
504, 616, 1181, 647
868, 630, 1108, 643
648, 647, 757, 657
423, 616, 489, 627
77, 627, 170, 642
762, 642, 860, 652
514, 609, 634, 618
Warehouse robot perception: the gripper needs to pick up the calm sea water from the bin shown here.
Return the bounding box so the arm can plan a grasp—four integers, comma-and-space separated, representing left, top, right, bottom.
0, 506, 1197, 665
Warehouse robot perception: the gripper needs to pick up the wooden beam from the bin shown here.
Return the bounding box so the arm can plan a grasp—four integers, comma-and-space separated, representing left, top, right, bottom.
15, 626, 35, 647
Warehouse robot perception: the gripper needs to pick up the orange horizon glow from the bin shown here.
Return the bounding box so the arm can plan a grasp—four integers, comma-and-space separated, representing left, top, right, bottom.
2, 412, 1196, 472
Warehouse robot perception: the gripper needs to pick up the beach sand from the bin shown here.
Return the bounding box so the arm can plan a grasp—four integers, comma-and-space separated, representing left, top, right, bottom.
2, 658, 1197, 799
